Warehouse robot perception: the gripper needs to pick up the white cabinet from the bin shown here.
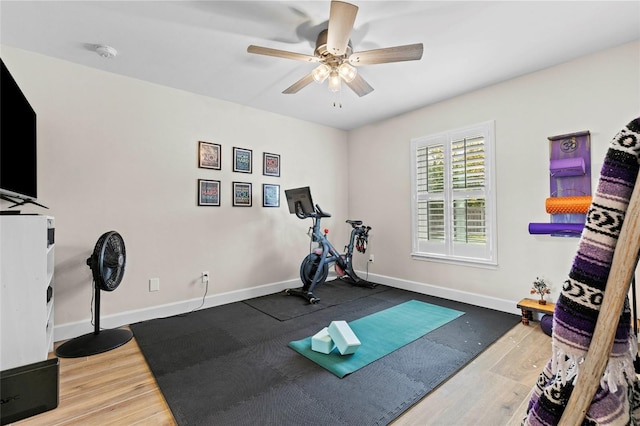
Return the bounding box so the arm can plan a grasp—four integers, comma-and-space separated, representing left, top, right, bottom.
0, 215, 54, 371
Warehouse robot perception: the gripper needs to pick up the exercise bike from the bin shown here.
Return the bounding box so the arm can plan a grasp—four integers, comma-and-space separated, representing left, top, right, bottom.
284, 189, 375, 304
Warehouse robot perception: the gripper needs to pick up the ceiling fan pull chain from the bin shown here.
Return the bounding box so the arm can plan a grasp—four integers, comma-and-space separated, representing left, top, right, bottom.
332, 90, 343, 109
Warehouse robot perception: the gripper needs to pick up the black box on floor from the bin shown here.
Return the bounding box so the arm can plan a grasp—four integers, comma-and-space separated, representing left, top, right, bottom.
1, 358, 59, 425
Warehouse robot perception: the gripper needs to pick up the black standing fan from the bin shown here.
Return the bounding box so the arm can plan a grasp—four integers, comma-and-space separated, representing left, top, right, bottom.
56, 231, 133, 358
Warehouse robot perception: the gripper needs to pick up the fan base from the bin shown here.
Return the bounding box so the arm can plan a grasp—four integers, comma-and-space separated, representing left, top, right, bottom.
55, 328, 133, 358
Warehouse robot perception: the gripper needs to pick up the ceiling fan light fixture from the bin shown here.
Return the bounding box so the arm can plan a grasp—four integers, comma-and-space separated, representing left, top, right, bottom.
312, 64, 331, 83
338, 63, 357, 83
328, 70, 341, 92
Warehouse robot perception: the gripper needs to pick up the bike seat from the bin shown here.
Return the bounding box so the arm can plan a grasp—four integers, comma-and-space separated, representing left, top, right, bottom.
346, 220, 363, 227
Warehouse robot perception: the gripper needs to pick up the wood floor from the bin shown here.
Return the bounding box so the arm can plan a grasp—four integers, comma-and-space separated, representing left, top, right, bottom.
11, 322, 550, 426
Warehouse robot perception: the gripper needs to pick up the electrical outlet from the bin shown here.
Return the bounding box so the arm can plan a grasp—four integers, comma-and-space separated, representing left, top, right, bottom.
149, 278, 160, 292
369, 254, 374, 263
202, 271, 209, 284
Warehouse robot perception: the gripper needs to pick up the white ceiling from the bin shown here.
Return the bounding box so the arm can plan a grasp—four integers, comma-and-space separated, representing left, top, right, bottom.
1, 1, 639, 131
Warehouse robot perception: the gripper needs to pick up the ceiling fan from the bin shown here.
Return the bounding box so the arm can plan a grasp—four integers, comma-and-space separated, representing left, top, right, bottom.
247, 0, 424, 97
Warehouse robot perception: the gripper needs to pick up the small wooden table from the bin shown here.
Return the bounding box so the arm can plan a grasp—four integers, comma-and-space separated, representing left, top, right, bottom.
517, 298, 555, 325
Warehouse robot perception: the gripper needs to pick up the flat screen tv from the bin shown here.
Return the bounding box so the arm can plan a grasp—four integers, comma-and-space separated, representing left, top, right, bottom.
0, 58, 38, 205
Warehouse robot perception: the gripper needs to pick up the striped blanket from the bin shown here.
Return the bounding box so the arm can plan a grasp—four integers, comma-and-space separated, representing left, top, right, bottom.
524, 118, 640, 425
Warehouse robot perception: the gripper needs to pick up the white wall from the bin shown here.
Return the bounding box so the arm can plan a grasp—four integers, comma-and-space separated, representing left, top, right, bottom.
2, 40, 639, 341
1, 46, 349, 339
347, 40, 640, 308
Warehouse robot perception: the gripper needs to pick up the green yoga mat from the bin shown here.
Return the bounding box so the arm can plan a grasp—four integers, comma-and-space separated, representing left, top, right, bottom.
288, 299, 465, 378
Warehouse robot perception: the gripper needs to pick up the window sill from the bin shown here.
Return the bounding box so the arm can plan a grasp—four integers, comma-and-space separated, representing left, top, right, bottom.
411, 252, 498, 269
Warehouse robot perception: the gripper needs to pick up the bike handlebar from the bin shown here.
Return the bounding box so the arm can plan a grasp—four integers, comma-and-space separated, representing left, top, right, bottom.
346, 220, 371, 231
315, 204, 331, 218
295, 202, 332, 220
294, 203, 371, 233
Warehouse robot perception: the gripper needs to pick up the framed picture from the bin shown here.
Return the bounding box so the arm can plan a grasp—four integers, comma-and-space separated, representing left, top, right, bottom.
233, 147, 252, 173
263, 152, 280, 177
232, 181, 252, 207
198, 179, 220, 206
198, 141, 221, 170
263, 184, 280, 207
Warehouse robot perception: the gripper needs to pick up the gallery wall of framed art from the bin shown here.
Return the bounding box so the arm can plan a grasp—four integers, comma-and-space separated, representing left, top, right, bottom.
196, 140, 280, 208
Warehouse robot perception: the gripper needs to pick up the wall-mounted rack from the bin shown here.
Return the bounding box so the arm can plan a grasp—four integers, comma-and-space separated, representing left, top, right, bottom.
529, 130, 591, 237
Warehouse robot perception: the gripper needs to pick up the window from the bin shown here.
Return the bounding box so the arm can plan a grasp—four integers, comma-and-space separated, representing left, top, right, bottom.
411, 121, 496, 266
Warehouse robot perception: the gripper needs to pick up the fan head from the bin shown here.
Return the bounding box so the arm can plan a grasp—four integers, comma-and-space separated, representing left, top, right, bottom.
314, 29, 352, 59
87, 231, 126, 291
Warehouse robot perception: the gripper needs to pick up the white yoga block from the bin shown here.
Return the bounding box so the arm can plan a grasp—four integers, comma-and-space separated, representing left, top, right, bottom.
311, 327, 335, 354
328, 321, 361, 355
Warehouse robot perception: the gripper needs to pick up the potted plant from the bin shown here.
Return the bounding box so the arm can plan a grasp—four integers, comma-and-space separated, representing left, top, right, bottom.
531, 277, 551, 305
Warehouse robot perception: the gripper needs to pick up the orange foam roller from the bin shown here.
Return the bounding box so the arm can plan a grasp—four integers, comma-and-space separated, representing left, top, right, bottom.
545, 196, 592, 214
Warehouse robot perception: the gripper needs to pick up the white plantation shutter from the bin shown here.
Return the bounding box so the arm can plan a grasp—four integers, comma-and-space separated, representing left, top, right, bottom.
416, 144, 446, 243
451, 136, 486, 245
411, 121, 496, 266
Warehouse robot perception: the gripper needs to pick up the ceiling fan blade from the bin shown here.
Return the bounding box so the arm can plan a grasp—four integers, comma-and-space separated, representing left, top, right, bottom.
326, 1, 358, 56
345, 73, 374, 97
282, 73, 315, 94
349, 43, 424, 66
247, 45, 319, 63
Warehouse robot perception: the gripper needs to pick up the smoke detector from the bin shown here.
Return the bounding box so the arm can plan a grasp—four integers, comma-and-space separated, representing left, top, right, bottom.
95, 44, 117, 59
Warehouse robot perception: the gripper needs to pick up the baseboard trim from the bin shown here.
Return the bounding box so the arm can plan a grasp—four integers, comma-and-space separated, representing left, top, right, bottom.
54, 272, 520, 342
54, 278, 300, 342
362, 272, 520, 315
